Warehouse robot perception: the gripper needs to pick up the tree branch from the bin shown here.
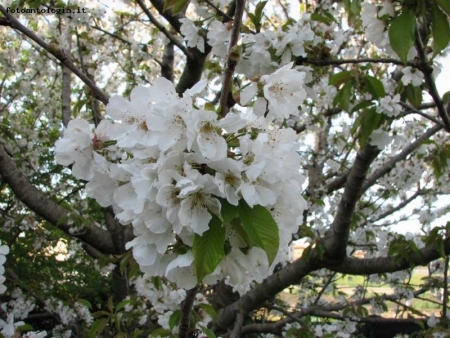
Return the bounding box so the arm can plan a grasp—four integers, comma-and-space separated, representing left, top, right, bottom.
178, 286, 197, 338
217, 252, 317, 328
218, 0, 246, 117
414, 25, 450, 131
135, 0, 191, 57
361, 124, 442, 193
0, 143, 116, 255
323, 143, 380, 259
61, 23, 72, 127
161, 42, 174, 82
330, 237, 450, 275
0, 4, 109, 105
400, 102, 444, 127
229, 310, 244, 338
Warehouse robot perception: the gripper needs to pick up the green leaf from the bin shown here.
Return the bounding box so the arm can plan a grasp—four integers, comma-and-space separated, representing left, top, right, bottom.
26, 0, 42, 8
249, 1, 267, 30
199, 325, 217, 338
119, 252, 132, 275
169, 310, 181, 331
364, 75, 386, 99
198, 303, 218, 320
443, 91, 450, 105
219, 198, 238, 224
437, 0, 450, 17
237, 200, 280, 265
77, 298, 92, 309
150, 328, 172, 338
351, 100, 375, 114
16, 324, 33, 332
388, 10, 416, 63
358, 108, 384, 148
432, 5, 450, 57
343, 0, 361, 24
405, 84, 423, 108
114, 333, 128, 338
311, 12, 333, 25
192, 214, 226, 282
163, 0, 189, 15
90, 318, 109, 338
115, 299, 131, 312
230, 218, 252, 247
333, 81, 353, 112
329, 70, 353, 87
254, 1, 268, 22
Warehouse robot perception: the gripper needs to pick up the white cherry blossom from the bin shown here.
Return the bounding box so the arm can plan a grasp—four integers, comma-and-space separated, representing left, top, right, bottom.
261, 62, 307, 119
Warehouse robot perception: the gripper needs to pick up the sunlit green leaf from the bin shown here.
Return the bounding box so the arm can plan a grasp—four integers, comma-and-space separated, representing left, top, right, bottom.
193, 214, 226, 282
237, 200, 279, 265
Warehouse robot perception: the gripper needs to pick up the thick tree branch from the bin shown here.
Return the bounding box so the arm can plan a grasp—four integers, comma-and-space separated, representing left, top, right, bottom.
217, 253, 317, 328
232, 287, 429, 336
0, 5, 109, 105
0, 143, 116, 255
161, 42, 174, 82
330, 237, 450, 275
323, 143, 380, 259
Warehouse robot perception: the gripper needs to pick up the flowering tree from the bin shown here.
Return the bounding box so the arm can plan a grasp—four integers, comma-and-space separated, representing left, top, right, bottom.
1, 0, 450, 336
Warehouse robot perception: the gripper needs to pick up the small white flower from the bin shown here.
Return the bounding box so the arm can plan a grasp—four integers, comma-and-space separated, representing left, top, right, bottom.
180, 18, 205, 53
401, 66, 424, 86
177, 173, 222, 235
261, 62, 306, 119
54, 119, 97, 180
377, 94, 402, 117
427, 313, 438, 327
185, 110, 227, 161
165, 252, 197, 289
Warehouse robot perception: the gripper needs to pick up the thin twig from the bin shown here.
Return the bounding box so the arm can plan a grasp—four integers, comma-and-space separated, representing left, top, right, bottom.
297, 57, 409, 67
61, 21, 72, 127
0, 4, 109, 105
135, 0, 191, 57
399, 101, 444, 126
218, 0, 246, 118
202, 0, 234, 22
313, 271, 337, 305
443, 252, 449, 318
75, 29, 103, 125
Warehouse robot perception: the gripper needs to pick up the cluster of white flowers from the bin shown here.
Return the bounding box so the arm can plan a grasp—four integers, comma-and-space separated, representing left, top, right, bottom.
55, 75, 307, 292
236, 16, 316, 77
0, 241, 8, 294
313, 319, 357, 338
134, 278, 213, 335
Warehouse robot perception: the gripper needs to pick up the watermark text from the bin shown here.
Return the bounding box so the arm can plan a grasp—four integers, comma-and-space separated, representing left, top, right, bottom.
6, 7, 88, 14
